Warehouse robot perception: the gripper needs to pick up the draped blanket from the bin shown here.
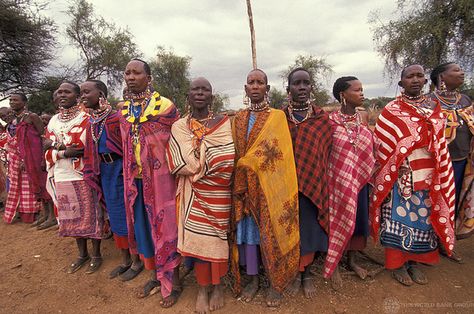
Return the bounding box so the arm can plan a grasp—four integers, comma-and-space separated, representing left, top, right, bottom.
16, 121, 50, 201
166, 116, 235, 262
441, 104, 474, 239
371, 97, 456, 255
83, 111, 122, 209
284, 105, 332, 231
120, 93, 180, 298
231, 109, 299, 294
323, 111, 375, 278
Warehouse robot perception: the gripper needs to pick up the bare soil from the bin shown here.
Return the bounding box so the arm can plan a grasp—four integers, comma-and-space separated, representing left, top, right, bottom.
1, 221, 473, 314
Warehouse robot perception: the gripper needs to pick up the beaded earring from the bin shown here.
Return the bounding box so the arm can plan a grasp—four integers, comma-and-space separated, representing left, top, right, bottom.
287, 92, 293, 107
340, 94, 347, 109
439, 80, 447, 93
264, 91, 270, 104
185, 98, 192, 116
243, 93, 250, 107
98, 94, 108, 109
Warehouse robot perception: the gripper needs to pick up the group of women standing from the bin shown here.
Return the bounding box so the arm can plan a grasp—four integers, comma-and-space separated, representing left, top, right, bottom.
32, 59, 471, 312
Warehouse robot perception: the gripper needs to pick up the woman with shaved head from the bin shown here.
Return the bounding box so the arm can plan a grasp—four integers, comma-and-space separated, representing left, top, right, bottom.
372, 65, 455, 286
230, 69, 299, 307
167, 77, 234, 313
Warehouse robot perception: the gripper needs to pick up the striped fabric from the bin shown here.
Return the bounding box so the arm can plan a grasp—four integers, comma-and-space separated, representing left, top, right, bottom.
371, 97, 456, 255
323, 111, 375, 278
167, 116, 235, 262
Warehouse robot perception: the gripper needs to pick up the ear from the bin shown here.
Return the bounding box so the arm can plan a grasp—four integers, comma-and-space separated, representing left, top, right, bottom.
266, 84, 270, 92
147, 75, 153, 83
398, 81, 402, 87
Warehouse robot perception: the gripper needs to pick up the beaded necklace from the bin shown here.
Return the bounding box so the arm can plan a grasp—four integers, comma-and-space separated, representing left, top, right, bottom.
129, 97, 151, 145
58, 105, 81, 122
434, 90, 462, 110
124, 88, 153, 101
336, 110, 361, 146
288, 103, 313, 125
90, 105, 112, 144
248, 101, 270, 112
187, 111, 214, 158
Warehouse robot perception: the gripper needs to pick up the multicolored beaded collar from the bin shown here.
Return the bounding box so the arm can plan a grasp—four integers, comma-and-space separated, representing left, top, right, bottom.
121, 91, 163, 124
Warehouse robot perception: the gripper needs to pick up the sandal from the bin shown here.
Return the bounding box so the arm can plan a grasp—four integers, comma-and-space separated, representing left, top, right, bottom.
85, 256, 103, 274
407, 264, 428, 285
119, 263, 144, 281
138, 279, 161, 298
109, 263, 131, 279
391, 265, 413, 286
160, 289, 181, 308
37, 219, 58, 230
67, 255, 90, 274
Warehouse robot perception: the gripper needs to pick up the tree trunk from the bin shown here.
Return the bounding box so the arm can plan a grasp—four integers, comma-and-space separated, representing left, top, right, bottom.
246, 0, 257, 69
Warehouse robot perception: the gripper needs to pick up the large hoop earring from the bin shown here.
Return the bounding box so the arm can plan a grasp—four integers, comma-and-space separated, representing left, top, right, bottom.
340, 94, 347, 110
185, 98, 192, 116
439, 80, 447, 92
264, 92, 269, 104
243, 93, 250, 107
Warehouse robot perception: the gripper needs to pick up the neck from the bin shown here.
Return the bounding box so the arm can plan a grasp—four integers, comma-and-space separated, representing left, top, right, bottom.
340, 105, 356, 115
191, 107, 210, 120
14, 108, 25, 115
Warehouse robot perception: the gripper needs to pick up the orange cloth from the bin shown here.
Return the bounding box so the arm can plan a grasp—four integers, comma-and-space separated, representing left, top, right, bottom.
385, 247, 439, 270
113, 234, 129, 250
194, 261, 228, 286
299, 253, 315, 272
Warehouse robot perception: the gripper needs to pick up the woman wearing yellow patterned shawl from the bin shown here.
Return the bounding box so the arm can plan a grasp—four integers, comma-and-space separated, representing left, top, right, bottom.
230, 69, 299, 307
430, 63, 474, 250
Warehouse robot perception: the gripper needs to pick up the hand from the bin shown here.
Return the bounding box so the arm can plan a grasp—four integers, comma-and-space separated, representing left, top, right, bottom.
64, 144, 84, 158
43, 138, 53, 151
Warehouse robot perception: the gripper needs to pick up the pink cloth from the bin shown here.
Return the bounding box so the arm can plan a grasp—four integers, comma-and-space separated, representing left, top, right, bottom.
323, 112, 375, 278
120, 98, 180, 298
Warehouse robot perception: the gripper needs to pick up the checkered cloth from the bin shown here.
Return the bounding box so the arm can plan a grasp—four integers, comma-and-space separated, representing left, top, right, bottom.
3, 134, 41, 223
284, 105, 332, 231
371, 97, 456, 255
323, 111, 375, 278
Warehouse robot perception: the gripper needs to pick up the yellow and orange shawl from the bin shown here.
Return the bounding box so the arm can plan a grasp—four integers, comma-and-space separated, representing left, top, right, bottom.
231, 108, 299, 294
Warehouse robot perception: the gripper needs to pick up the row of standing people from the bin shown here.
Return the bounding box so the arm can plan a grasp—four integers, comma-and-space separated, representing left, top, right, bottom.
2, 59, 472, 312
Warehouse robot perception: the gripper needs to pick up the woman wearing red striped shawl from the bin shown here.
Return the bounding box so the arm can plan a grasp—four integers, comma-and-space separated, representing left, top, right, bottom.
324, 77, 375, 290
82, 79, 143, 278
429, 63, 473, 250
167, 77, 234, 314
371, 65, 455, 286
282, 68, 332, 299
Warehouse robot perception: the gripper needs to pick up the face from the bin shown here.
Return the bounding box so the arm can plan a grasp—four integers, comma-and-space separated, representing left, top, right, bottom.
124, 60, 151, 94
0, 108, 15, 124
400, 65, 426, 96
341, 80, 364, 107
80, 81, 102, 109
245, 70, 269, 104
288, 70, 312, 103
40, 114, 52, 126
9, 94, 26, 112
440, 63, 464, 89
56, 83, 79, 109
188, 78, 213, 111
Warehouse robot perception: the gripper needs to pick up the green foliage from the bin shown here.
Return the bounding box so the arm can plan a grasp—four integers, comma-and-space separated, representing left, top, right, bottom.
149, 47, 192, 114
27, 76, 64, 114
0, 0, 56, 93
212, 93, 230, 113
370, 0, 474, 80
268, 87, 287, 109
280, 54, 333, 105
66, 0, 140, 89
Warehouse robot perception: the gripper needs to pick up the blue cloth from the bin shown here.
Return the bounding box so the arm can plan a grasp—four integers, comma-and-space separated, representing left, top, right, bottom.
380, 183, 437, 253
133, 179, 155, 259
299, 192, 328, 255
237, 112, 261, 245
452, 159, 467, 215
353, 184, 369, 237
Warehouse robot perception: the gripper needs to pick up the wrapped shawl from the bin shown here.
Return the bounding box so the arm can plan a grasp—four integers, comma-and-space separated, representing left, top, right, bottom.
231, 108, 299, 294
323, 111, 375, 278
83, 111, 122, 208
284, 105, 332, 232
120, 92, 180, 298
166, 116, 235, 262
371, 97, 456, 255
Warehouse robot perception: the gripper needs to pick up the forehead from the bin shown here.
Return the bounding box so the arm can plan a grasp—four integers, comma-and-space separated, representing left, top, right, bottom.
403, 65, 424, 76
80, 81, 97, 90
58, 83, 76, 91
290, 70, 310, 83
126, 60, 146, 71
247, 70, 266, 81
190, 78, 212, 90
445, 63, 460, 71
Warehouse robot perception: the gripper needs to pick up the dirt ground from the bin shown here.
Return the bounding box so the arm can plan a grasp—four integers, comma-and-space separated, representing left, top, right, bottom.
1, 222, 473, 314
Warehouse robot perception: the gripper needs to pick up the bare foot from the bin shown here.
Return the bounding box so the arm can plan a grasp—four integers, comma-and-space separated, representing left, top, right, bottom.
302, 275, 317, 299
195, 286, 210, 314
209, 284, 224, 312
160, 289, 181, 308
348, 252, 367, 280
330, 266, 342, 291
241, 276, 259, 303
284, 275, 301, 296
392, 265, 413, 286
266, 287, 281, 307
